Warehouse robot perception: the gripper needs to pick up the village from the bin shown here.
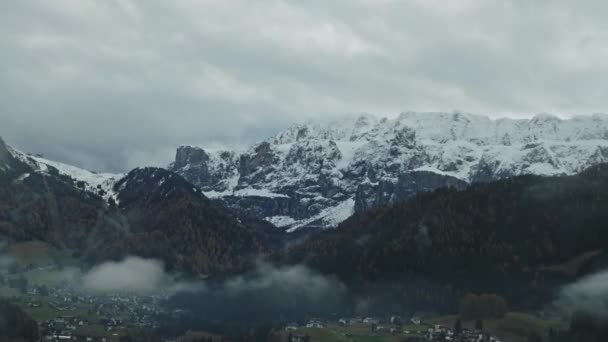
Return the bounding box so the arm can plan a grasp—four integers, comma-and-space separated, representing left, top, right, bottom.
9, 283, 173, 341
281, 316, 503, 342
0, 243, 561, 341
0, 242, 182, 341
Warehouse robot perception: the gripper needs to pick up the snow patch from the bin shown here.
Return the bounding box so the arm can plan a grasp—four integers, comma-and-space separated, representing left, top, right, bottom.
204, 187, 289, 199
265, 216, 297, 227
286, 198, 355, 233
15, 173, 30, 182
7, 145, 122, 202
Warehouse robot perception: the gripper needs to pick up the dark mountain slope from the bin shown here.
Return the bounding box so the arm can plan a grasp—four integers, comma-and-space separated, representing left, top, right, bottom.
0, 138, 281, 275
279, 164, 608, 310
91, 167, 281, 274
0, 137, 125, 251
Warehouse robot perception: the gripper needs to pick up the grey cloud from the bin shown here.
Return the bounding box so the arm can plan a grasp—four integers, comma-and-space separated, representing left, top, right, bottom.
554, 270, 608, 318
78, 257, 202, 295
81, 257, 171, 294
167, 260, 348, 326
2, 0, 608, 171
61, 257, 199, 295
223, 261, 346, 298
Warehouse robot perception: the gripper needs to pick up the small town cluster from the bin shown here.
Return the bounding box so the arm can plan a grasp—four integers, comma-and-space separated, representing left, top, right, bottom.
284, 316, 502, 342
21, 285, 168, 341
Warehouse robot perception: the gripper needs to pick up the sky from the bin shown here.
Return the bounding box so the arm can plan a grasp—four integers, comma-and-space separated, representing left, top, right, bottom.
2, 0, 608, 172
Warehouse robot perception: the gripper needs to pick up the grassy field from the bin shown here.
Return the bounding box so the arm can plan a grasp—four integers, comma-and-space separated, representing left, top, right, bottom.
428, 312, 567, 342
10, 296, 97, 322
179, 330, 224, 342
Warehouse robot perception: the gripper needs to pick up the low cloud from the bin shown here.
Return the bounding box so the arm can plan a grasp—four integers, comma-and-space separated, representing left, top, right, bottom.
168, 261, 348, 327
223, 261, 345, 298
554, 270, 608, 318
0, 254, 201, 296
78, 257, 202, 295
82, 257, 173, 294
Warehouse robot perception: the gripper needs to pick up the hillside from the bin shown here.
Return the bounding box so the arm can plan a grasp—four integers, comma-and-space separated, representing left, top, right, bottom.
278, 163, 608, 312
0, 137, 280, 275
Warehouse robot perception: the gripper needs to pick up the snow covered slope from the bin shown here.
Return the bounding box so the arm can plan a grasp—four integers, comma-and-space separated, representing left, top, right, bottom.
3, 141, 122, 202
170, 112, 608, 232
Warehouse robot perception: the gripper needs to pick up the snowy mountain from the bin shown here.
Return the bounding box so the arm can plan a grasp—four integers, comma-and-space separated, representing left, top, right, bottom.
2, 138, 123, 203
170, 112, 608, 232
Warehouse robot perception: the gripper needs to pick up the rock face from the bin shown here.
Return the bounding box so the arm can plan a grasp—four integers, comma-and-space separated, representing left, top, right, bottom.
170, 112, 608, 232
355, 171, 468, 212
0, 140, 279, 275
0, 137, 9, 170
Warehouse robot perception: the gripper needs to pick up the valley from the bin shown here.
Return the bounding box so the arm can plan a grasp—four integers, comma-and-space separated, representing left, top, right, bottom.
2, 113, 608, 341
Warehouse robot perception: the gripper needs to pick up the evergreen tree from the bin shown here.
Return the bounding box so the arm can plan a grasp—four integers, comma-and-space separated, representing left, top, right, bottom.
454, 318, 462, 335
526, 331, 543, 342
475, 319, 484, 331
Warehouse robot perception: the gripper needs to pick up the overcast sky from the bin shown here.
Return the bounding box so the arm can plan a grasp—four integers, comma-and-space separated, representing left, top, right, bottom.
2, 1, 608, 172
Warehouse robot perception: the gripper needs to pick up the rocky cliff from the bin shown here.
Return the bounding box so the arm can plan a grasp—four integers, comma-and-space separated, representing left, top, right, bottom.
170, 112, 608, 231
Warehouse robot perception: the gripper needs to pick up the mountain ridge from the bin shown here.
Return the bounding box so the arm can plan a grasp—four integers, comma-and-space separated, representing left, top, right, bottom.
170, 111, 608, 231
0, 138, 279, 275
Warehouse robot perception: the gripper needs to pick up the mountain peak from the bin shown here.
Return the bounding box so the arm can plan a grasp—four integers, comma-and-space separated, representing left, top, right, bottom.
171, 112, 608, 232
173, 145, 210, 170
0, 137, 9, 168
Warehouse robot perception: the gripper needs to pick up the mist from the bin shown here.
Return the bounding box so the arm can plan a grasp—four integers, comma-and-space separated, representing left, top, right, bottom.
165, 261, 348, 333
80, 257, 199, 295
0, 253, 200, 296
554, 269, 608, 319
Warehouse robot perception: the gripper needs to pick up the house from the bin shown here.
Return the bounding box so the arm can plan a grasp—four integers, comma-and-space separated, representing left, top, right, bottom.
285, 323, 298, 331
288, 334, 310, 342
72, 329, 107, 342
390, 315, 403, 325
27, 301, 41, 308
338, 318, 347, 325
305, 320, 324, 328
363, 317, 379, 325
349, 317, 363, 325
410, 317, 421, 325
57, 331, 72, 340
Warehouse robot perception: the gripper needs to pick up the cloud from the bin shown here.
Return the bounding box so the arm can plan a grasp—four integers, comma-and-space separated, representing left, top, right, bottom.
554, 269, 608, 318
78, 256, 202, 295
2, 1, 608, 171
223, 261, 346, 298
81, 257, 170, 294
168, 261, 348, 326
